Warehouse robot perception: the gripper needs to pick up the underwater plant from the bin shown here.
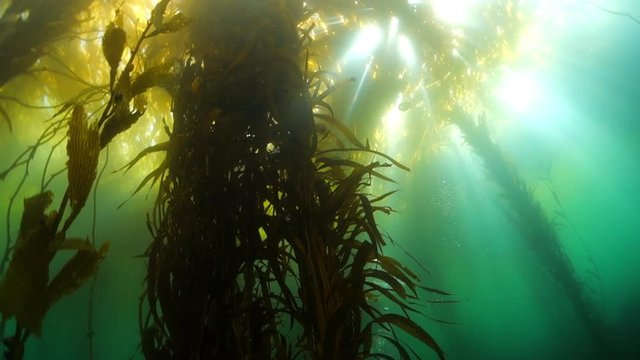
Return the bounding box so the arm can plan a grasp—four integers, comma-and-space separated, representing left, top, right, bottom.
451, 110, 609, 357
0, 1, 189, 357
0, 0, 94, 87
0, 105, 109, 359
141, 0, 447, 359
0, 0, 452, 359
0, 0, 541, 358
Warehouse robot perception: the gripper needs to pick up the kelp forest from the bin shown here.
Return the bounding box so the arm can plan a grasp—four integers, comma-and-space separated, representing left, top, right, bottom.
1, 0, 637, 359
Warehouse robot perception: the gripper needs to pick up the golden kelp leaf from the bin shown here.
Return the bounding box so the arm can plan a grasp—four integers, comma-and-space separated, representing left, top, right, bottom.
46, 241, 109, 308
153, 13, 191, 34
131, 62, 173, 95
151, 0, 171, 29
67, 105, 100, 212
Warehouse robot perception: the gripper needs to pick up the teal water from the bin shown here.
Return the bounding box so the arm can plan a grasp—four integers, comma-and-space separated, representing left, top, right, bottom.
386, 2, 640, 358
1, 0, 639, 359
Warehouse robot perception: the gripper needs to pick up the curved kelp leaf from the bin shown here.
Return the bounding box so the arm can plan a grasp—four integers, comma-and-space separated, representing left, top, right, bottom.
316, 147, 410, 172
151, 0, 171, 29
150, 13, 192, 36
116, 141, 169, 174
380, 335, 412, 360
46, 241, 109, 307
373, 314, 446, 360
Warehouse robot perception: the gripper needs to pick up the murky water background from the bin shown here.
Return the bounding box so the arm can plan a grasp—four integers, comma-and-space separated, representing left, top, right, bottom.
1, 1, 639, 359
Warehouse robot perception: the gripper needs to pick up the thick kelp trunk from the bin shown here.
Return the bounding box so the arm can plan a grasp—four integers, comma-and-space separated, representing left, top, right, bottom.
451, 111, 608, 357
144, 0, 308, 357
143, 1, 445, 359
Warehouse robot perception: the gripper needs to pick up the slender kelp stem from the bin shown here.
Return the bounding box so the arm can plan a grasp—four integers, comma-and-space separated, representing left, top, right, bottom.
452, 110, 609, 356
0, 154, 31, 275
594, 4, 640, 25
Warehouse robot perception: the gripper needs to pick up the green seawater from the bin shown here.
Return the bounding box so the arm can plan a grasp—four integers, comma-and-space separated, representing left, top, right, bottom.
1, 0, 639, 359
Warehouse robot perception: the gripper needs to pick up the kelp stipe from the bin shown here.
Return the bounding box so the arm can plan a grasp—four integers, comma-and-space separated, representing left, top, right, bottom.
141, 0, 447, 359
451, 110, 609, 357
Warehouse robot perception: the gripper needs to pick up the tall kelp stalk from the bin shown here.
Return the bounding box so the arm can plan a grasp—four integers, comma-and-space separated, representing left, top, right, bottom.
142, 0, 446, 359
451, 111, 609, 357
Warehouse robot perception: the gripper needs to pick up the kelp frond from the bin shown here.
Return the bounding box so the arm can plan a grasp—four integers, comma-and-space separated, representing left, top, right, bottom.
451, 110, 609, 357
46, 241, 109, 307
66, 104, 100, 213
0, 191, 108, 335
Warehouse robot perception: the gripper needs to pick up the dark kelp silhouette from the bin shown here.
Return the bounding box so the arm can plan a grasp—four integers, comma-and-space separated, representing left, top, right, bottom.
141, 0, 446, 359
451, 110, 609, 357
1, 0, 454, 358
1, 0, 620, 358
0, 0, 93, 87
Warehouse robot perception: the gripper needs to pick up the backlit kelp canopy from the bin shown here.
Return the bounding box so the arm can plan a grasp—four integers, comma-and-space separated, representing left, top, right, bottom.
0, 0, 609, 359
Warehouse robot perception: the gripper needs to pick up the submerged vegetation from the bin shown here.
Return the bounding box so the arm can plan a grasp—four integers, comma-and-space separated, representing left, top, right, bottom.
0, 0, 613, 359
141, 0, 448, 358
0, 0, 453, 358
0, 0, 94, 87
451, 110, 608, 356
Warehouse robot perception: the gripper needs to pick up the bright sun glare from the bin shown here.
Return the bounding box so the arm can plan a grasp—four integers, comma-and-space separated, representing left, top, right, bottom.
495, 68, 540, 113
429, 0, 485, 25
